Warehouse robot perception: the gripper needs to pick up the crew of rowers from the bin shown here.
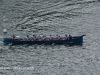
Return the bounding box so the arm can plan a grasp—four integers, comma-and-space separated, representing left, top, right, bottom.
11, 34, 72, 41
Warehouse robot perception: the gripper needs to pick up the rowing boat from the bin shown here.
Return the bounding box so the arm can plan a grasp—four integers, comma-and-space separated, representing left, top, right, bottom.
3, 34, 86, 45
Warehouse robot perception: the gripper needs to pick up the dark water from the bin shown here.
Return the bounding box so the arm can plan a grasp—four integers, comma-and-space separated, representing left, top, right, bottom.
0, 0, 100, 75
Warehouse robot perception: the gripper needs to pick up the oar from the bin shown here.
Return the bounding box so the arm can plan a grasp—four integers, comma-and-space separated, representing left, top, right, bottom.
52, 43, 55, 45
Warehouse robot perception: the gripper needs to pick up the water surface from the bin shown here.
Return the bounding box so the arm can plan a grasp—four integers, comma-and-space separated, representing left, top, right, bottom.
0, 0, 100, 75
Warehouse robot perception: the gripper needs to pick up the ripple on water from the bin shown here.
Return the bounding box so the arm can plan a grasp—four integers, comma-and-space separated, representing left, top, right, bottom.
0, 0, 100, 75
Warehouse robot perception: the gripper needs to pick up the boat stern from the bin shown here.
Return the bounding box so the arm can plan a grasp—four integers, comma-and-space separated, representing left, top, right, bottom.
3, 38, 13, 45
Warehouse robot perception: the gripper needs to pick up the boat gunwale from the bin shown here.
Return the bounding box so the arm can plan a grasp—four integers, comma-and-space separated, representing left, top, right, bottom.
3, 35, 85, 45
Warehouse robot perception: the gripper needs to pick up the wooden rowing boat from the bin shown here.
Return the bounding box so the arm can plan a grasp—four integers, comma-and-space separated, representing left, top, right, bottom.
3, 34, 86, 45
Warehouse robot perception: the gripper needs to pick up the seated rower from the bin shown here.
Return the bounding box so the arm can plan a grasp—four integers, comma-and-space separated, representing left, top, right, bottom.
56, 34, 60, 40
23, 37, 27, 41
69, 35, 72, 39
12, 34, 15, 39
32, 35, 36, 41
58, 36, 61, 40
50, 34, 53, 40
40, 36, 45, 41
24, 35, 30, 41
63, 34, 68, 40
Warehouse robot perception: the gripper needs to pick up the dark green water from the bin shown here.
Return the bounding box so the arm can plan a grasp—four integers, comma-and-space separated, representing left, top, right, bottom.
0, 0, 100, 75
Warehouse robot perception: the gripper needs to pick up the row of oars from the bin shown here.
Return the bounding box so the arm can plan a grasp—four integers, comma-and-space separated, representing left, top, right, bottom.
8, 43, 55, 46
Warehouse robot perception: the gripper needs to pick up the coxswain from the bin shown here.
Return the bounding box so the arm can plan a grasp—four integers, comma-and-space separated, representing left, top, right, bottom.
56, 34, 58, 40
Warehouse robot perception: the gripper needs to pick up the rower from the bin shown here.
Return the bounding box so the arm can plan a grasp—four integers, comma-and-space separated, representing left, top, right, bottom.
69, 35, 72, 39
46, 36, 50, 40
50, 34, 53, 40
12, 34, 15, 39
56, 34, 60, 40
56, 34, 58, 40
32, 35, 36, 41
63, 34, 68, 40
41, 36, 45, 41
25, 35, 29, 41
58, 36, 61, 40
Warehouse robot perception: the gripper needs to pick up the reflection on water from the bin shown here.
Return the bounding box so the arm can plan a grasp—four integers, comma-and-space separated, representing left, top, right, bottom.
7, 43, 83, 50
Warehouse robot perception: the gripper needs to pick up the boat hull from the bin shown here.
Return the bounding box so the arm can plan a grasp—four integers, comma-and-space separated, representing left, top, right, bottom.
3, 35, 84, 45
